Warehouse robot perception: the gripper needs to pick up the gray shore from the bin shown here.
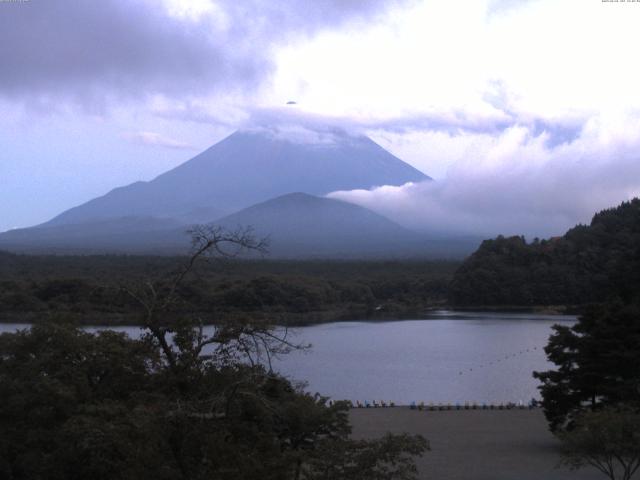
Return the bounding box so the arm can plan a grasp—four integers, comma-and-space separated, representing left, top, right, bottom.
350, 408, 603, 480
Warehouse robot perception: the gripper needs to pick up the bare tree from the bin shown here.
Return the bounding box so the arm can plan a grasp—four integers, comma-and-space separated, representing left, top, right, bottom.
122, 224, 305, 373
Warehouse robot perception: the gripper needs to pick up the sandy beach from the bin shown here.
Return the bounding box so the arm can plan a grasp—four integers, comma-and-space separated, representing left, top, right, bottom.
349, 408, 604, 480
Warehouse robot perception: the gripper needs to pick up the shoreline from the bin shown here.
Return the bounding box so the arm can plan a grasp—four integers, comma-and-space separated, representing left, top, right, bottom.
440, 304, 584, 315
0, 306, 578, 327
349, 408, 601, 480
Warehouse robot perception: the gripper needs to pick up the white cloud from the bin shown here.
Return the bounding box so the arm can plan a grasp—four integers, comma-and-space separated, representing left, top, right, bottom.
329, 111, 640, 238
122, 131, 195, 150
271, 0, 640, 123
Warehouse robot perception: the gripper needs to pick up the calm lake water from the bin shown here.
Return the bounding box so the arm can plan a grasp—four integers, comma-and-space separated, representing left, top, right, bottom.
274, 311, 575, 405
0, 310, 575, 405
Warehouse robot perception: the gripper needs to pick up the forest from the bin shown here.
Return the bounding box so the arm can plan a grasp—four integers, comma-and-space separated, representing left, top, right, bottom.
0, 252, 457, 325
450, 199, 640, 308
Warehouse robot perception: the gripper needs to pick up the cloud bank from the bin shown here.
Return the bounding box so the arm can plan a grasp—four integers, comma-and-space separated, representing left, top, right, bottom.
329, 112, 640, 239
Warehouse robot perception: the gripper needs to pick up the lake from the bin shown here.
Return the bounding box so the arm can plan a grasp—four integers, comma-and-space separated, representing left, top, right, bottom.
274, 311, 575, 405
0, 310, 574, 405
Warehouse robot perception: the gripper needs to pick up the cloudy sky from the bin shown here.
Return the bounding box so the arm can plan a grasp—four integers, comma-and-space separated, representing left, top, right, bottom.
2, 0, 640, 236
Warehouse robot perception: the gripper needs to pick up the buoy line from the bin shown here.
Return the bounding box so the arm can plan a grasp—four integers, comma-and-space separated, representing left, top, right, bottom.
457, 346, 539, 376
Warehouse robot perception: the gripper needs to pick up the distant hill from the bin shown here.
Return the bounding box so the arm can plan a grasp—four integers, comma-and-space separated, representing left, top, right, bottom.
450, 198, 640, 306
43, 128, 430, 227
213, 192, 427, 258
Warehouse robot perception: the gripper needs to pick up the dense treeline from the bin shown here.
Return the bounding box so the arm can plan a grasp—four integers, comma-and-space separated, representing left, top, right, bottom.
0, 253, 457, 325
450, 199, 640, 307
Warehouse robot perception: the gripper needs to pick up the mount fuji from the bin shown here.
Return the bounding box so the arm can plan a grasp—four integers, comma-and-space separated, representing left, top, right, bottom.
0, 127, 479, 257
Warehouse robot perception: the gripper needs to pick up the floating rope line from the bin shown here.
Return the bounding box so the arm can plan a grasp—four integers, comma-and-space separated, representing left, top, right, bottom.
457, 346, 539, 376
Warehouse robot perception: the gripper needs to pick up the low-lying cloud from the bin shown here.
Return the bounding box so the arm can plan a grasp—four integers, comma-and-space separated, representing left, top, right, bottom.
329, 112, 640, 239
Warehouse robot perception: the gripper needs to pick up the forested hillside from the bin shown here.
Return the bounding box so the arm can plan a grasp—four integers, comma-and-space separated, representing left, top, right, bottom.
450, 199, 640, 306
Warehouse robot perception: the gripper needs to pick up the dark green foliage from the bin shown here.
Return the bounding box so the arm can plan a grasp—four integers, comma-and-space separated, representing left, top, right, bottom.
533, 302, 640, 432
0, 322, 427, 480
558, 407, 640, 480
0, 323, 159, 480
450, 198, 640, 306
0, 256, 457, 325
302, 433, 429, 480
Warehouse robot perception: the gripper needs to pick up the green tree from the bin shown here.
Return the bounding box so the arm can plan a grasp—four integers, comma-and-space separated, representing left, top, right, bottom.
558, 407, 640, 480
533, 302, 640, 432
450, 198, 640, 307
301, 433, 429, 480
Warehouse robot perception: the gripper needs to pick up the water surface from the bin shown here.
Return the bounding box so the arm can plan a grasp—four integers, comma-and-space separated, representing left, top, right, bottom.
0, 311, 574, 405
273, 311, 574, 404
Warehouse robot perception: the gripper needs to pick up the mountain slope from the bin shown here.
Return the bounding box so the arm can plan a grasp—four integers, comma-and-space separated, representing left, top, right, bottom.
45, 129, 429, 227
0, 217, 187, 254
0, 193, 424, 257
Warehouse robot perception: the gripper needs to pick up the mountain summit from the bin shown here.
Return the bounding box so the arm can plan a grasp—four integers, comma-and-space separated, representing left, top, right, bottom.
46, 128, 430, 226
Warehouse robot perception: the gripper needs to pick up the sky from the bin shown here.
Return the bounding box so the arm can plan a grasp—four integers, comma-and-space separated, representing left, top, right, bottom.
1, 0, 640, 237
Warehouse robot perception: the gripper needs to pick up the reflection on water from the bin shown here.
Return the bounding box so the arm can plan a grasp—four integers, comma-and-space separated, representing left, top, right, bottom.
0, 310, 575, 404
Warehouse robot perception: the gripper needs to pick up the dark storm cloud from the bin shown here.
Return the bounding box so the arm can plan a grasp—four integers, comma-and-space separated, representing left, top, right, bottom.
0, 0, 242, 104
0, 0, 408, 106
